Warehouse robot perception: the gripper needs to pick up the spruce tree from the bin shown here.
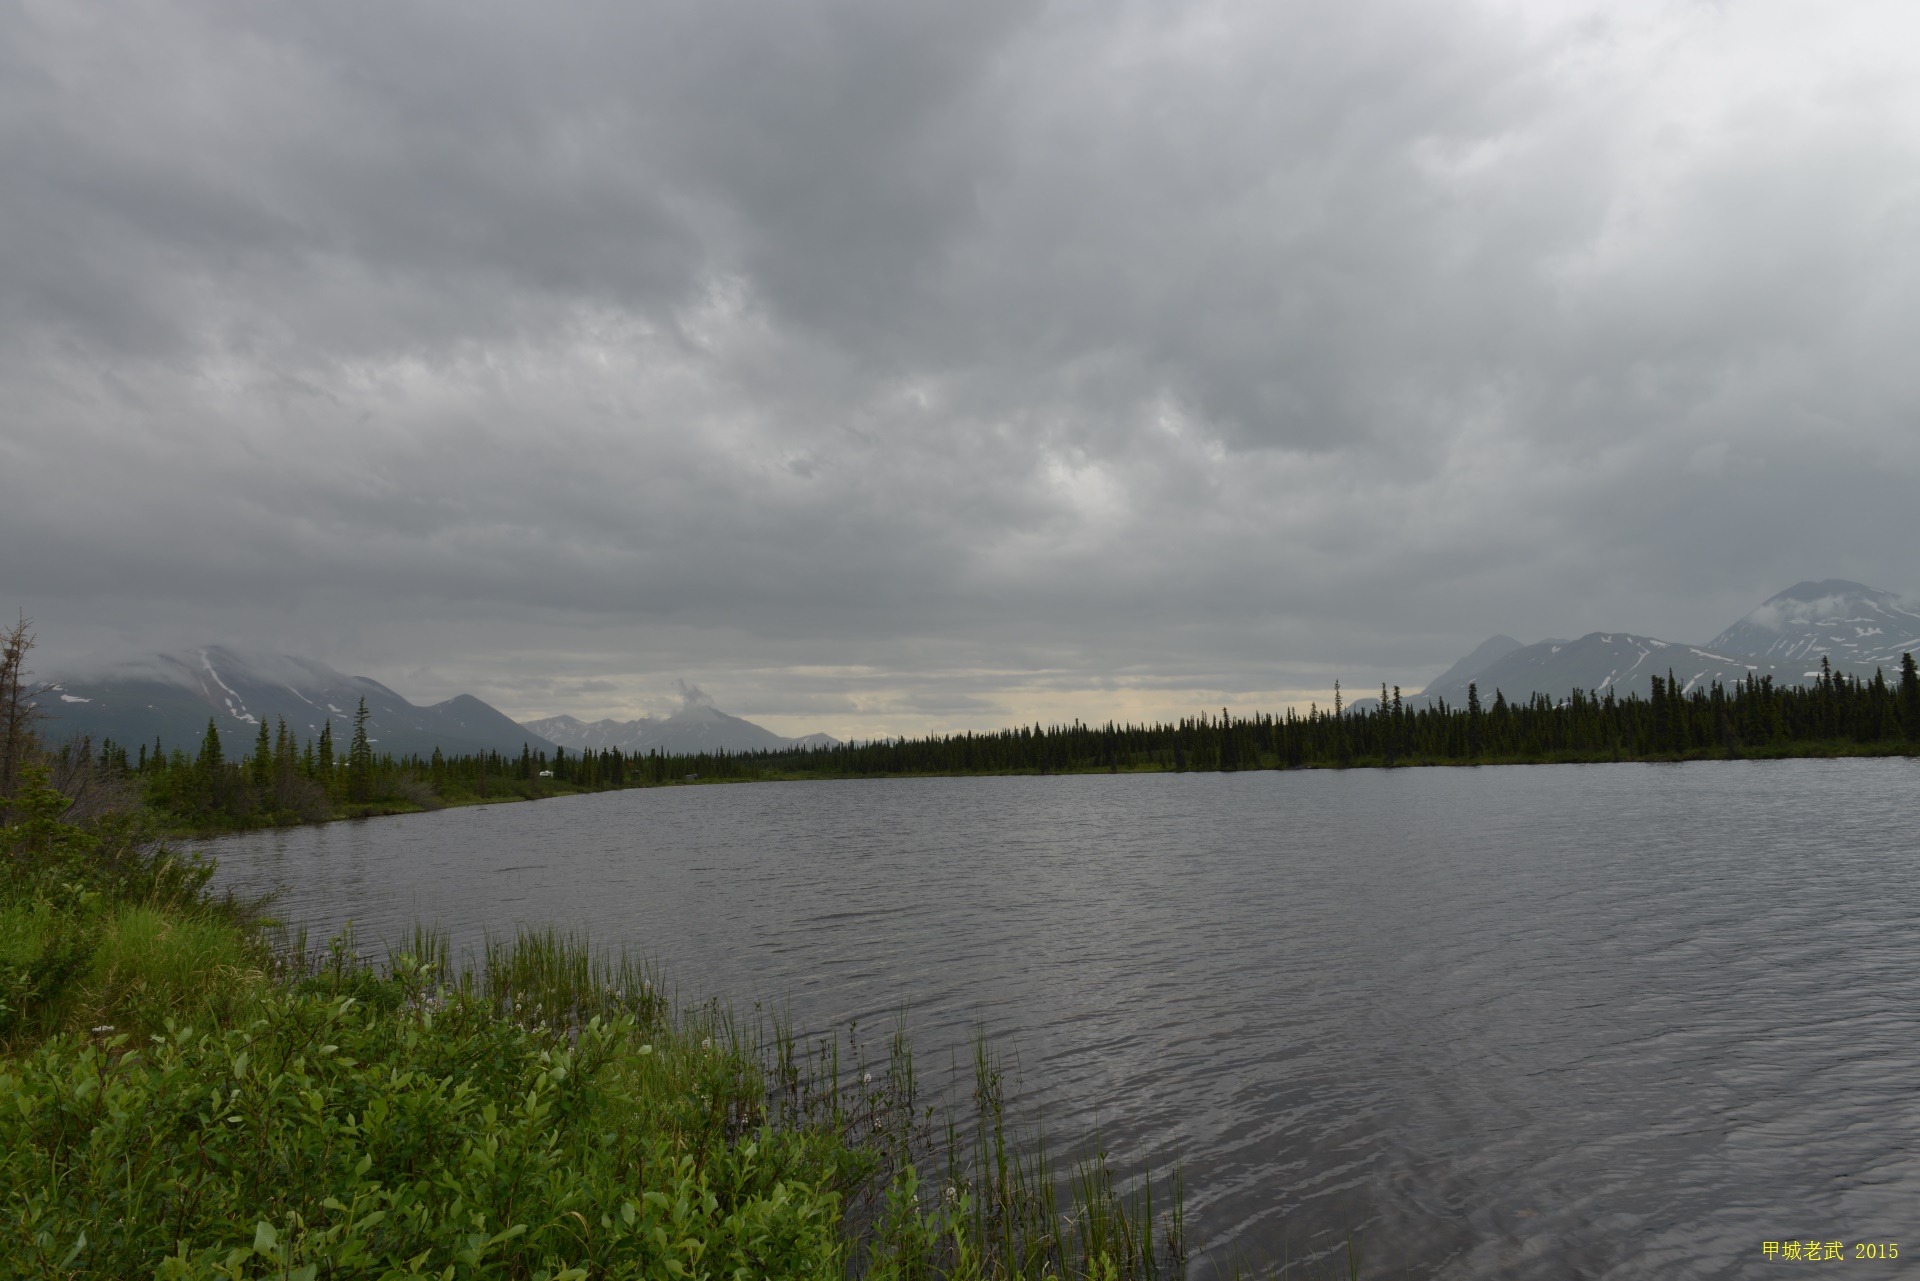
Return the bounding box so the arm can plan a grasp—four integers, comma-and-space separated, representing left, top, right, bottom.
1466, 682, 1483, 757
1668, 669, 1685, 751
348, 697, 373, 803
273, 716, 296, 802
1648, 674, 1668, 752
194, 718, 225, 818
198, 718, 224, 773
249, 720, 272, 793
1901, 652, 1920, 742
1380, 683, 1396, 763
317, 721, 334, 785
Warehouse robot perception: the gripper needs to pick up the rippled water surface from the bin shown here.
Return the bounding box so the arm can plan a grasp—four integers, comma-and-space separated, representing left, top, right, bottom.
208, 759, 1920, 1278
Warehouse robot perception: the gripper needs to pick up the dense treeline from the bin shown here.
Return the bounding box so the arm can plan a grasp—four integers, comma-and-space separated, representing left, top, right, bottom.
716, 654, 1920, 777
63, 653, 1920, 832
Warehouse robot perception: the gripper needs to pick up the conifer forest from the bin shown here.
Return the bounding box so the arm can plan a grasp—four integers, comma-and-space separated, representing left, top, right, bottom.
61, 655, 1920, 832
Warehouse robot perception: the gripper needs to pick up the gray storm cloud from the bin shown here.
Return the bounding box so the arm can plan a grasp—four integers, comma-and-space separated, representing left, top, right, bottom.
3, 0, 1917, 736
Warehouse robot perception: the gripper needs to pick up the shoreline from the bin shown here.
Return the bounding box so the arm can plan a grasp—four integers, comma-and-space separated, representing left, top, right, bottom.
167, 737, 1920, 840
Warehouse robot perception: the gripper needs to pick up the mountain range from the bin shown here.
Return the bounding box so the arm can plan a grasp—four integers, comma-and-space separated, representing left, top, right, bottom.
1416, 580, 1920, 708
523, 704, 840, 755
36, 579, 1916, 757
39, 648, 840, 759
42, 647, 559, 759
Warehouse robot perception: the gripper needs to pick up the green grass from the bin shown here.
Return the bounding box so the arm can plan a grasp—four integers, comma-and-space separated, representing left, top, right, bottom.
2, 900, 267, 1050
74, 904, 267, 1038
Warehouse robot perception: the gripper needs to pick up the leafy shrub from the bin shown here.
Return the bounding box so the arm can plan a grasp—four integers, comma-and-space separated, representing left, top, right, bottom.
1, 986, 852, 1280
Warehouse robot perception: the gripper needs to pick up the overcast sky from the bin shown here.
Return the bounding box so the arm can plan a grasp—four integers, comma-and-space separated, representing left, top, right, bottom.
4, 0, 1918, 737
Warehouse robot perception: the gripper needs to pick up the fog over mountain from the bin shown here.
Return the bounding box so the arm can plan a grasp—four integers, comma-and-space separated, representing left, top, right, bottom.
4, 3, 1918, 737
1417, 581, 1920, 707
1705, 581, 1920, 674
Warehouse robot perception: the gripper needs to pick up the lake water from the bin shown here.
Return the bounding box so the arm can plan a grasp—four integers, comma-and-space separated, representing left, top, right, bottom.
206, 759, 1920, 1279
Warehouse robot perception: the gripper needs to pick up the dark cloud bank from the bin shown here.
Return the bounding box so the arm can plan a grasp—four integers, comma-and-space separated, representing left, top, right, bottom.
3, 1, 1917, 737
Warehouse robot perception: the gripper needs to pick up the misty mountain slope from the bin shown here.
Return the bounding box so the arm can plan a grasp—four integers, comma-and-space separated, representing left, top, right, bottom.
517, 715, 657, 752
1412, 579, 1920, 709
524, 699, 840, 755
421, 694, 560, 755
42, 647, 556, 759
1418, 635, 1524, 698
1707, 580, 1920, 674
1419, 634, 1777, 707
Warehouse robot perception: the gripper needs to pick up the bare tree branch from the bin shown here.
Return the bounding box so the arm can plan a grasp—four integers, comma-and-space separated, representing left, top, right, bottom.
1, 611, 57, 816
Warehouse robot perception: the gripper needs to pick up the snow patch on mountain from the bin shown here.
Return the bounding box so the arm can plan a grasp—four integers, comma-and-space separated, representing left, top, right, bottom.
1707, 580, 1920, 672
43, 646, 555, 758
1416, 579, 1916, 708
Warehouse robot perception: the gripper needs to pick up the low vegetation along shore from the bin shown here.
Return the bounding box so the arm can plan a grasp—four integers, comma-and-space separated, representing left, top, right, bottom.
1, 756, 1241, 1280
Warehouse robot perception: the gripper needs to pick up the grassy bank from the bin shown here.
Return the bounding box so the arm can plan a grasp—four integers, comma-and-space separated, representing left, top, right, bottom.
1, 764, 1247, 1281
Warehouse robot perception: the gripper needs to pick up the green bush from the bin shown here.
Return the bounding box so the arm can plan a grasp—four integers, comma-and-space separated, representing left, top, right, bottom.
1, 986, 853, 1280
